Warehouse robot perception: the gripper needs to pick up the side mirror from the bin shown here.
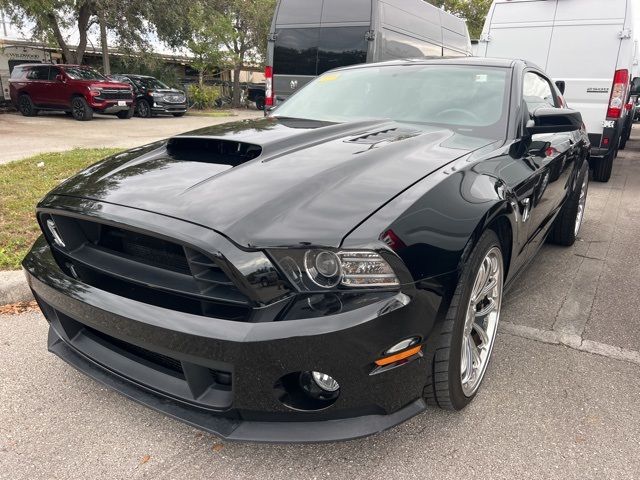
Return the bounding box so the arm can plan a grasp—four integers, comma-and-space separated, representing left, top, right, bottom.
55, 74, 64, 83
527, 108, 582, 135
555, 80, 566, 95
630, 77, 640, 96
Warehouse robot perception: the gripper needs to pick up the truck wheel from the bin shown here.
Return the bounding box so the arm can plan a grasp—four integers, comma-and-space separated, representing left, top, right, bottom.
18, 94, 39, 117
255, 96, 265, 111
136, 99, 152, 118
116, 107, 134, 119
424, 229, 503, 410
619, 118, 632, 150
549, 161, 589, 246
71, 96, 93, 121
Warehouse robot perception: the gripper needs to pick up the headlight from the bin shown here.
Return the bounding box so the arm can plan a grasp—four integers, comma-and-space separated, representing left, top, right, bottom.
88, 87, 102, 96
270, 248, 400, 291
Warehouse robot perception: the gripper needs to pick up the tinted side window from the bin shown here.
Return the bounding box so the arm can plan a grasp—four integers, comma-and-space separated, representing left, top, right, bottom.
26, 66, 50, 81
523, 72, 557, 114
274, 28, 320, 75
317, 26, 368, 74
48, 67, 61, 81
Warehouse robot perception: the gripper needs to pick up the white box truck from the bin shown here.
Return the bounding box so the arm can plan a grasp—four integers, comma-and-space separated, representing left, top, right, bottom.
477, 0, 637, 182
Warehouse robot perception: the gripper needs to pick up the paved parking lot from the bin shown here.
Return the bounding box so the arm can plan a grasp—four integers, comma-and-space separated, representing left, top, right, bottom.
0, 110, 263, 164
1, 127, 639, 479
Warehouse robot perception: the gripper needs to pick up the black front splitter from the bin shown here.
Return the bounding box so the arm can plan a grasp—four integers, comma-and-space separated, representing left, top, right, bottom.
48, 327, 427, 444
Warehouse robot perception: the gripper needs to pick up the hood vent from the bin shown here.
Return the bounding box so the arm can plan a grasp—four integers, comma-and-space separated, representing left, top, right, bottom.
347, 128, 420, 145
166, 137, 262, 166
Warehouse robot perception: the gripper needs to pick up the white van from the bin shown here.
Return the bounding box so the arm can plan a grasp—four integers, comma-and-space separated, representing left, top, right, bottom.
265, 0, 471, 107
477, 0, 636, 182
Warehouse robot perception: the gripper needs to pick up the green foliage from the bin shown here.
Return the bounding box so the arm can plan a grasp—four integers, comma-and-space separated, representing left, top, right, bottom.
110, 55, 181, 88
429, 0, 492, 39
0, 148, 122, 270
187, 84, 221, 109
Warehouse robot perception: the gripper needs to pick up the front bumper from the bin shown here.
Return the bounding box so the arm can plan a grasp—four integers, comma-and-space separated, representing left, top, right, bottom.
91, 99, 134, 114
24, 229, 443, 442
151, 100, 187, 114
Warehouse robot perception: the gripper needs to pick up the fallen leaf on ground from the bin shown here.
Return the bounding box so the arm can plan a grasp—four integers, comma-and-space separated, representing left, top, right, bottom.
140, 455, 151, 464
212, 443, 224, 452
0, 301, 39, 315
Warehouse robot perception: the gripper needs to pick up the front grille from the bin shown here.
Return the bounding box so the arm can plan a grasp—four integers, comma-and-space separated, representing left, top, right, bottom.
97, 89, 132, 100
163, 94, 186, 104
43, 214, 251, 321
86, 325, 185, 378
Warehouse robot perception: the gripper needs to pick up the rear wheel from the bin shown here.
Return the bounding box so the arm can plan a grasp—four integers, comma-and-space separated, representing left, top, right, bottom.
424, 229, 504, 410
136, 99, 152, 118
549, 161, 589, 246
71, 96, 93, 121
255, 95, 265, 111
18, 94, 38, 117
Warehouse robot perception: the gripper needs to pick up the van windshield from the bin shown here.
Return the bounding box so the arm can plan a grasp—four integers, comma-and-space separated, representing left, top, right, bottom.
273, 64, 510, 138
274, 26, 369, 76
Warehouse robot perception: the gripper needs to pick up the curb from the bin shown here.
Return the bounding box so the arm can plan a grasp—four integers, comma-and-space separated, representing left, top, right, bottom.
0, 270, 33, 306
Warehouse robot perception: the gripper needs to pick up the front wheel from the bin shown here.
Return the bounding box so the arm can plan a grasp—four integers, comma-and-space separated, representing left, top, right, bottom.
424, 229, 504, 410
136, 99, 152, 118
71, 96, 93, 121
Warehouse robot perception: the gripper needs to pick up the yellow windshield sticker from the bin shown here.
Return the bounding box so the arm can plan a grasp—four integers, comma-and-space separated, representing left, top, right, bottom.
319, 74, 340, 83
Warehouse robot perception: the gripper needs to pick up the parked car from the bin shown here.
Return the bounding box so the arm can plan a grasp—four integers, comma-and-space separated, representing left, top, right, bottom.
264, 0, 471, 107
247, 84, 266, 110
109, 74, 187, 117
9, 64, 134, 121
477, 0, 636, 182
23, 58, 590, 442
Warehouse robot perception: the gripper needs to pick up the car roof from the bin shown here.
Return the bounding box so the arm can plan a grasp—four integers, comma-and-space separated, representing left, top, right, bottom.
331, 57, 539, 72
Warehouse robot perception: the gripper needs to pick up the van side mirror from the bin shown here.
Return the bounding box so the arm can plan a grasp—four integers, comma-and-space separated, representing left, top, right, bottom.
631, 77, 640, 96
55, 74, 64, 83
555, 80, 565, 95
527, 108, 582, 135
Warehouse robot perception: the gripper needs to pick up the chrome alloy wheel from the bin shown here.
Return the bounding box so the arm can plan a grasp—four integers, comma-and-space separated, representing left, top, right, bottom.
574, 173, 589, 237
460, 247, 503, 397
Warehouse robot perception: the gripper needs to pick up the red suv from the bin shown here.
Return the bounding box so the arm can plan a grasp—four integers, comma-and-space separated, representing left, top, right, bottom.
9, 64, 134, 121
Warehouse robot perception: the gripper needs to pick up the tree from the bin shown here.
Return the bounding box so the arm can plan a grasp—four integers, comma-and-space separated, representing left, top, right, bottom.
429, 0, 491, 39
0, 0, 152, 68
154, 0, 275, 107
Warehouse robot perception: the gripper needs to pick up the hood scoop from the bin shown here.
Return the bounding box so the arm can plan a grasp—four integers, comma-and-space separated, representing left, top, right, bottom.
346, 127, 421, 145
166, 137, 262, 166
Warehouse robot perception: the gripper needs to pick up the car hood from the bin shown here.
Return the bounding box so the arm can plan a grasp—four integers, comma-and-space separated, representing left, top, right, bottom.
51, 118, 492, 248
74, 80, 131, 89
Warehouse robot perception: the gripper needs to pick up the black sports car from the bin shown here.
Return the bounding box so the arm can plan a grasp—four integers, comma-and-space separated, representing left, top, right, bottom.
23, 58, 590, 443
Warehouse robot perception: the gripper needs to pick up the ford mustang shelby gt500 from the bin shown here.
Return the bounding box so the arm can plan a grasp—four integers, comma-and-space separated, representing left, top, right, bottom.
23, 58, 590, 442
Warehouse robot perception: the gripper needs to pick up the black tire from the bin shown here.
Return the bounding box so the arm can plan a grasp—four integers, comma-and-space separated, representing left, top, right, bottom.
18, 94, 38, 117
116, 107, 134, 119
619, 118, 632, 150
255, 96, 265, 111
549, 161, 589, 246
424, 229, 503, 411
71, 96, 93, 121
172, 112, 186, 117
136, 99, 152, 118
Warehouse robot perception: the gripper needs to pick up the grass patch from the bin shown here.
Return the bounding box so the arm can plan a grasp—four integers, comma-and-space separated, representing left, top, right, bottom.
186, 109, 237, 117
0, 148, 122, 270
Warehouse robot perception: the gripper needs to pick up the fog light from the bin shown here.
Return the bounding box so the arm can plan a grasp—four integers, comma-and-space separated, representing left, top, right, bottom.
311, 371, 340, 392
46, 219, 66, 248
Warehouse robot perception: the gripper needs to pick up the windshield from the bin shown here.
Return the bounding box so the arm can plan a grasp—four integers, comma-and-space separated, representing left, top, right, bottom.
64, 67, 107, 81
135, 77, 169, 90
273, 65, 510, 138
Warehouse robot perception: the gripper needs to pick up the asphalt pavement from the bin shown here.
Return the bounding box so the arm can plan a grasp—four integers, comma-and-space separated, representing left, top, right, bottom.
1, 128, 639, 479
0, 110, 263, 164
